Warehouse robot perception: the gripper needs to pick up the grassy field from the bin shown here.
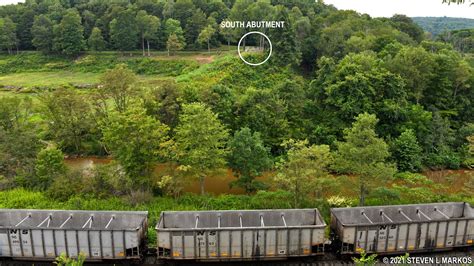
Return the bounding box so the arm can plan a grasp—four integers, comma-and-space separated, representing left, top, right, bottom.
0, 71, 101, 88
0, 48, 238, 90
0, 72, 176, 90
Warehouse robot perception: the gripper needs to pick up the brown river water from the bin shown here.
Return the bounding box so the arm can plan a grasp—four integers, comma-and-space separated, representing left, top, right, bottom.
65, 157, 473, 195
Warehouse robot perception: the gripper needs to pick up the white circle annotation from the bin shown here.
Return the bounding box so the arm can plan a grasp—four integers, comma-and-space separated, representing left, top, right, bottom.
237, 31, 273, 66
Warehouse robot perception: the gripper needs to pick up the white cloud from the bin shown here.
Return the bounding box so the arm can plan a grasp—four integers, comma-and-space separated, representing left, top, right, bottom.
324, 0, 474, 19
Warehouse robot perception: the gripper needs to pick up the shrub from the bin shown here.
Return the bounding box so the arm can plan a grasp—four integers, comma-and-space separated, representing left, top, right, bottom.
125, 190, 154, 207
46, 171, 83, 201
327, 195, 354, 208
249, 190, 293, 209
34, 146, 66, 190
55, 252, 85, 266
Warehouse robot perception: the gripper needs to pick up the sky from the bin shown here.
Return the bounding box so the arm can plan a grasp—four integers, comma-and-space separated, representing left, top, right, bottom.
0, 0, 472, 19
325, 0, 474, 19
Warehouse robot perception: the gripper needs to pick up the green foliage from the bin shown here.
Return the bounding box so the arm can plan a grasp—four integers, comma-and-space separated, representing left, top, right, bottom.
197, 25, 216, 52
101, 105, 170, 188
174, 102, 229, 195
466, 135, 474, 168
234, 87, 290, 151
333, 113, 396, 206
391, 129, 423, 172
327, 195, 355, 208
269, 5, 301, 66
227, 127, 272, 193
0, 17, 18, 54
143, 80, 182, 128
32, 15, 54, 53
98, 63, 137, 113
438, 29, 474, 53
136, 10, 160, 56
385, 46, 435, 103
412, 17, 474, 36
352, 249, 378, 265
46, 170, 83, 201
87, 27, 105, 51
109, 9, 138, 51
81, 163, 127, 198
55, 252, 85, 266
165, 18, 186, 54
0, 97, 41, 184
40, 88, 97, 154
167, 33, 185, 55
422, 112, 460, 170
274, 139, 333, 208
0, 52, 198, 77
34, 146, 66, 190
318, 52, 408, 135
53, 9, 85, 56
390, 15, 424, 43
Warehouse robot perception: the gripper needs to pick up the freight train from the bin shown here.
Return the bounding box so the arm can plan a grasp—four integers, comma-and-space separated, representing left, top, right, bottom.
0, 202, 473, 264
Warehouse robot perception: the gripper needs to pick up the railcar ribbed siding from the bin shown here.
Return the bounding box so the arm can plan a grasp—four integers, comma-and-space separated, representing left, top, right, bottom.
0, 209, 148, 261
330, 202, 474, 254
156, 209, 327, 260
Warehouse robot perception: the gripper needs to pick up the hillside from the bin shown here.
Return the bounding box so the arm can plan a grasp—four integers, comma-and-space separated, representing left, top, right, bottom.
412, 17, 474, 35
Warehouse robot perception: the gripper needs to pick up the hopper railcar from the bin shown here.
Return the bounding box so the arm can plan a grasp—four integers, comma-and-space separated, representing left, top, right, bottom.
0, 202, 472, 264
0, 209, 148, 262
156, 209, 326, 261
330, 202, 474, 255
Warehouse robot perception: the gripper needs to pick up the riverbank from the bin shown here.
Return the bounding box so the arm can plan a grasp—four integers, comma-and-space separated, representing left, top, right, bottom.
64, 157, 474, 196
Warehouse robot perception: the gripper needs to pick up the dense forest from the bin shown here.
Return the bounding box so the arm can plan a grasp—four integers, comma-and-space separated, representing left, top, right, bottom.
413, 16, 474, 36
437, 28, 474, 53
0, 0, 473, 216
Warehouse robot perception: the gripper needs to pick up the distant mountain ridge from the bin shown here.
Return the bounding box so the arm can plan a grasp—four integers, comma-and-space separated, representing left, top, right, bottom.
412, 17, 474, 35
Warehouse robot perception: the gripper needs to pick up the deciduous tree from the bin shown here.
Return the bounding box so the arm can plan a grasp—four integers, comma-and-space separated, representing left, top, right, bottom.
269, 5, 301, 66
0, 97, 40, 182
391, 129, 423, 172
333, 113, 396, 206
32, 15, 54, 53
40, 88, 95, 154
109, 9, 138, 52
0, 17, 18, 54
99, 64, 137, 113
34, 146, 66, 190
174, 103, 229, 195
101, 105, 170, 188
198, 25, 216, 53
274, 140, 334, 208
136, 10, 160, 56
228, 127, 272, 193
166, 33, 184, 55
53, 9, 85, 56
87, 27, 105, 51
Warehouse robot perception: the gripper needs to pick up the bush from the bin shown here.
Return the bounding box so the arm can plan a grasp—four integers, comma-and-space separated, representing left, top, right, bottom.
327, 195, 355, 208
367, 187, 401, 205
46, 171, 83, 201
34, 146, 66, 190
0, 53, 199, 76
124, 190, 154, 207
424, 152, 461, 170
391, 129, 422, 172
394, 172, 434, 185
249, 190, 293, 209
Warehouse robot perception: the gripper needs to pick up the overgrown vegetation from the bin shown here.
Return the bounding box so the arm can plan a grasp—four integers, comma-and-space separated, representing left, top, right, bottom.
0, 0, 472, 220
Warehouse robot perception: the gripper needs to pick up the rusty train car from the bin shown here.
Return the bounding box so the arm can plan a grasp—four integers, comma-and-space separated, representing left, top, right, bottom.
0, 202, 473, 263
